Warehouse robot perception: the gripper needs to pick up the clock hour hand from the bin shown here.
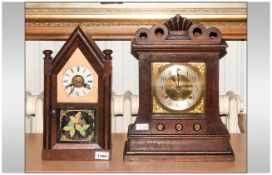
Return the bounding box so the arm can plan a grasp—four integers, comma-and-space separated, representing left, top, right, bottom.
68, 86, 75, 96
83, 83, 91, 90
65, 83, 73, 89
171, 76, 178, 88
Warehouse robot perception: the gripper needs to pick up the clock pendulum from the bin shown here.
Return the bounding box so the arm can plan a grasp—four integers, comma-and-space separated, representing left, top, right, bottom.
123, 15, 234, 161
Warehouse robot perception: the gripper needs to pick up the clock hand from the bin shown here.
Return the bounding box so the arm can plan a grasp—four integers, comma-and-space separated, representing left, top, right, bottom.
65, 84, 73, 89
171, 76, 178, 88
68, 86, 75, 96
83, 83, 91, 90
177, 72, 181, 91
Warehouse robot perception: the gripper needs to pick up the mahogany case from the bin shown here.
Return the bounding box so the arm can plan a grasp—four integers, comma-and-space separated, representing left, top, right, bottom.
124, 15, 234, 161
42, 26, 112, 161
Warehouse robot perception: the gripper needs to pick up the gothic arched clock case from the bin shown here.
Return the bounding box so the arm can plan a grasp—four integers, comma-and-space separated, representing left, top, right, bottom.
42, 26, 112, 160
124, 15, 234, 161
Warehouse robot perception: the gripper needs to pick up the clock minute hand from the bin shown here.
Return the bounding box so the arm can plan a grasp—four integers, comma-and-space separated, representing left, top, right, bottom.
68, 86, 75, 96
176, 72, 181, 91
171, 76, 178, 88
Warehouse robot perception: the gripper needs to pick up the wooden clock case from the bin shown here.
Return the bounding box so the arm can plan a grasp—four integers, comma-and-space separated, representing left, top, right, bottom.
124, 15, 234, 161
42, 26, 112, 160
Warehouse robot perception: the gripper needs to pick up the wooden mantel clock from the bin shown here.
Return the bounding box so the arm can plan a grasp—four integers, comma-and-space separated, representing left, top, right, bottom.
124, 15, 234, 161
42, 26, 112, 160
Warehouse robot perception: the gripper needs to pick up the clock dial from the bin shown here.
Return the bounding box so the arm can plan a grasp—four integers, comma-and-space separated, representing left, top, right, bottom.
62, 66, 95, 97
153, 63, 205, 111
56, 48, 99, 103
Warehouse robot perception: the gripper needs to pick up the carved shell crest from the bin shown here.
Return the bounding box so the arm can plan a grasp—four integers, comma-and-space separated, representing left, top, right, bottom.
164, 14, 193, 31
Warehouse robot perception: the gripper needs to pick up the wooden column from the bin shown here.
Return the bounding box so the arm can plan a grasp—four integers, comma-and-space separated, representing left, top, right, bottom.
103, 49, 113, 150
43, 50, 53, 149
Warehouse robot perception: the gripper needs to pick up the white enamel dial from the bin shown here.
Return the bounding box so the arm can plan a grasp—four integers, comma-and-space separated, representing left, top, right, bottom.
154, 64, 204, 111
62, 66, 95, 97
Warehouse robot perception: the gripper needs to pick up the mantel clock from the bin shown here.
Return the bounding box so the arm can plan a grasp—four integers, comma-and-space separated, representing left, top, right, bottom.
42, 26, 112, 160
124, 15, 234, 161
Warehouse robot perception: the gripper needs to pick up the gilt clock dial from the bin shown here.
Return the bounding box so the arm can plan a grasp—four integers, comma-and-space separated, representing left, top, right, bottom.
152, 62, 205, 113
62, 66, 95, 97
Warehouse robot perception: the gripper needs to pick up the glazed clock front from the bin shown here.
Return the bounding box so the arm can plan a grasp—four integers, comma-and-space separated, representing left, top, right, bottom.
152, 62, 205, 114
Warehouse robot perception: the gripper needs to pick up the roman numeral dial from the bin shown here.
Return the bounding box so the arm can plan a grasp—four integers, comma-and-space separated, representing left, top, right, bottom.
153, 63, 205, 111
62, 66, 95, 97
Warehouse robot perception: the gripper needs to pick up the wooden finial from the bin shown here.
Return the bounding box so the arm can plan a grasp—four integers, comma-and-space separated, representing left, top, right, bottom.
103, 49, 113, 60
43, 50, 53, 60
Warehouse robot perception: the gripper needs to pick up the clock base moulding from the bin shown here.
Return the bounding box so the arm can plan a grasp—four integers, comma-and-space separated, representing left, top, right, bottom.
124, 146, 234, 162
123, 118, 234, 162
42, 149, 111, 161
123, 128, 234, 162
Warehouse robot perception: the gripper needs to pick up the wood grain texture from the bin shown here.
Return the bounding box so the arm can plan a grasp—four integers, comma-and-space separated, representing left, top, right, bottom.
25, 133, 246, 172
25, 3, 247, 40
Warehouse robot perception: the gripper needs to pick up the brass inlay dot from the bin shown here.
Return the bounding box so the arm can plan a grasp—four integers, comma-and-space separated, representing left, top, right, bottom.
193, 123, 201, 131
175, 123, 183, 131
156, 123, 165, 131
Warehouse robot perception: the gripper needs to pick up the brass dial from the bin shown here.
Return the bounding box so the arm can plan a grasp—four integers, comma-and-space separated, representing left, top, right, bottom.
153, 64, 205, 111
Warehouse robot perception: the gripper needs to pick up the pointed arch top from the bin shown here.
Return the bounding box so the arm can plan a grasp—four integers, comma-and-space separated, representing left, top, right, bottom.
51, 26, 105, 75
